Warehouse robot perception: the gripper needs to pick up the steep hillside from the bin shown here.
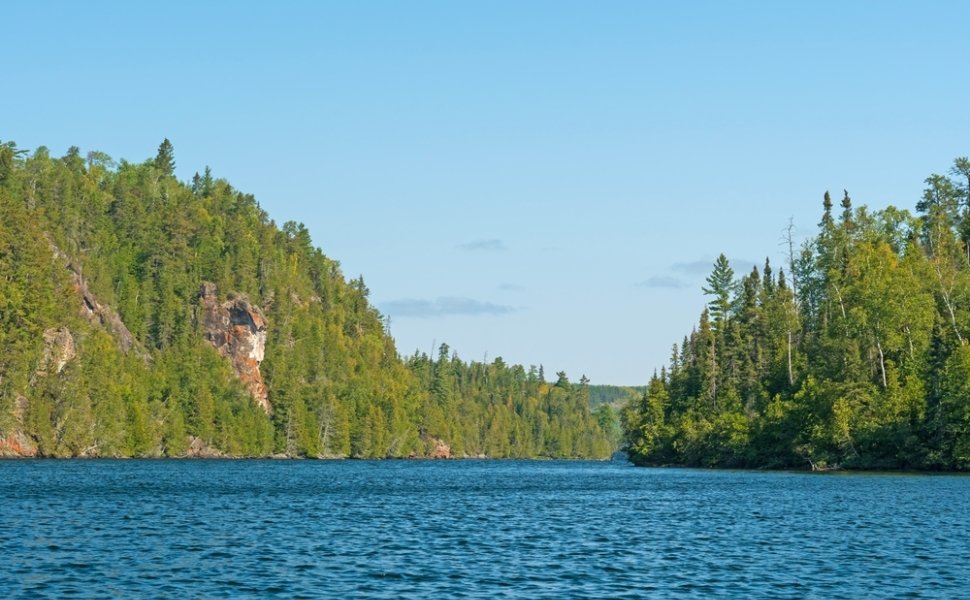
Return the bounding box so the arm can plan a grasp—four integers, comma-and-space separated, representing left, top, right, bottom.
0, 140, 611, 458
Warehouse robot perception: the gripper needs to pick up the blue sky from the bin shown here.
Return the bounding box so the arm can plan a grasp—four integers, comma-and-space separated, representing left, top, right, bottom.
5, 2, 970, 384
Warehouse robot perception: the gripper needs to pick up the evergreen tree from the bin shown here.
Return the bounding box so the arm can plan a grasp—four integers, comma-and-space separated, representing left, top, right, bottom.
702, 254, 737, 328
155, 138, 175, 176
1, 140, 610, 459
624, 155, 970, 471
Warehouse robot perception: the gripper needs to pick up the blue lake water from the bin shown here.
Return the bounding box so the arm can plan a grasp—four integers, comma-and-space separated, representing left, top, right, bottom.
2, 459, 969, 598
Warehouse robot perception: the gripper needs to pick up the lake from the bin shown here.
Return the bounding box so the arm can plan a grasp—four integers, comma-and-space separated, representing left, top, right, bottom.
2, 459, 968, 598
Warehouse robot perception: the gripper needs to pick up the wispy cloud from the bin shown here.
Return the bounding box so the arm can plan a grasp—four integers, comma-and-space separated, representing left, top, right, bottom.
498, 283, 525, 292
458, 239, 507, 252
671, 259, 717, 275
671, 257, 758, 276
380, 297, 517, 318
636, 276, 690, 289
733, 259, 760, 274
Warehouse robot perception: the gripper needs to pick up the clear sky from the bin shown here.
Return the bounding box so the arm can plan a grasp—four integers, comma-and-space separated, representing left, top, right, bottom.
5, 2, 970, 384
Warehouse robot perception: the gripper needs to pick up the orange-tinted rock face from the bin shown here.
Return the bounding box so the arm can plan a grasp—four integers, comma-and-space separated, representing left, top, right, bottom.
200, 283, 270, 413
0, 433, 37, 457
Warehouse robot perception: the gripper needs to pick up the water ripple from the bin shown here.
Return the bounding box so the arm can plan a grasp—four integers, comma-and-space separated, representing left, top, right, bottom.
1, 460, 969, 597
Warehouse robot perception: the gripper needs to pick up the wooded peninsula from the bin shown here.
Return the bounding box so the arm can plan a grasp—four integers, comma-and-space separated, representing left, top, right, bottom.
623, 157, 970, 470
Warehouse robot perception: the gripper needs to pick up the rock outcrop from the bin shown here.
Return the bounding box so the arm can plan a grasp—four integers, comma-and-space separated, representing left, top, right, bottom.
184, 435, 226, 458
423, 435, 452, 459
0, 396, 37, 457
49, 239, 150, 363
39, 327, 76, 375
200, 282, 270, 413
0, 433, 37, 457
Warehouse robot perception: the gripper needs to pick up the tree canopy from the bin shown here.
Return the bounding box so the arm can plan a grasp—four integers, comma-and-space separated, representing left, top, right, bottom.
0, 140, 611, 459
624, 156, 970, 471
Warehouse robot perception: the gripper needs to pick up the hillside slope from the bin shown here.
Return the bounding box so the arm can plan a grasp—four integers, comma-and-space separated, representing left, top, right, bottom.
0, 140, 611, 458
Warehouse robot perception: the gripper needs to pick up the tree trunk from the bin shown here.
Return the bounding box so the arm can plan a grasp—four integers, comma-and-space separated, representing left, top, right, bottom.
876, 339, 887, 389
318, 416, 332, 455
832, 284, 848, 322
710, 342, 717, 411
787, 330, 794, 386
938, 282, 964, 345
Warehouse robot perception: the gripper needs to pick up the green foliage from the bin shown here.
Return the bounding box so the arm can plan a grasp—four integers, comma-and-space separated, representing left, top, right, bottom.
588, 384, 644, 407
154, 138, 175, 176
405, 352, 613, 458
0, 140, 608, 459
625, 156, 970, 471
702, 253, 737, 328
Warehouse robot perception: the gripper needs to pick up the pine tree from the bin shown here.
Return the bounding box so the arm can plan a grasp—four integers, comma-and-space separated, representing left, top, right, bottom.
840, 190, 853, 226
155, 138, 175, 176
624, 155, 970, 470
702, 254, 737, 328
201, 166, 214, 196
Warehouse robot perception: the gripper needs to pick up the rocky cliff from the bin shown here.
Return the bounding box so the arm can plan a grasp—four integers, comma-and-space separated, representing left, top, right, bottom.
50, 240, 150, 363
39, 327, 76, 376
199, 282, 270, 413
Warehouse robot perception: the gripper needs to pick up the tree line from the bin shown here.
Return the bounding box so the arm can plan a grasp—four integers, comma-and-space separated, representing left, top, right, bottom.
0, 140, 612, 458
624, 157, 970, 470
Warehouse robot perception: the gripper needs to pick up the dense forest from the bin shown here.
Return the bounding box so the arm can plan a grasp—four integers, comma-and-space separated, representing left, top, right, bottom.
0, 139, 612, 458
587, 384, 645, 408
624, 157, 970, 470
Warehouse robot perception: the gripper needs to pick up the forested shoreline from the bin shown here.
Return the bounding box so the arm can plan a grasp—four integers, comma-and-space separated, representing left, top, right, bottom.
624, 158, 970, 471
0, 140, 612, 459
11, 139, 970, 469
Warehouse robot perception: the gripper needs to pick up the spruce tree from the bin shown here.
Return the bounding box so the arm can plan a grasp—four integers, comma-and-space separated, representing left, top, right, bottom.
155, 138, 175, 176
702, 254, 736, 328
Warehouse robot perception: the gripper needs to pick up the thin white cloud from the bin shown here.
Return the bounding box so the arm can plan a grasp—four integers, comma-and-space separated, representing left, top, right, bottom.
636, 276, 690, 289
458, 239, 507, 252
671, 259, 717, 275
380, 297, 517, 318
671, 257, 758, 277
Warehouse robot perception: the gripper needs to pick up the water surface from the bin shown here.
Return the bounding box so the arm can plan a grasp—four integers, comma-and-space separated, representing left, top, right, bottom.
2, 460, 968, 597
